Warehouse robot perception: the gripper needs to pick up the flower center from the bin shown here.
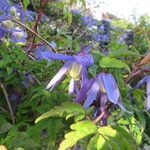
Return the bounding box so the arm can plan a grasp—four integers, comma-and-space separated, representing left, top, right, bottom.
10, 6, 17, 15
12, 31, 24, 38
2, 20, 14, 29
68, 62, 82, 80
99, 83, 106, 93
98, 76, 106, 93
10, 6, 20, 18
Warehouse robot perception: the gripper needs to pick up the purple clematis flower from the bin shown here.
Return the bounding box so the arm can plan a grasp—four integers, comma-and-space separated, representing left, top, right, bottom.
119, 29, 134, 46
76, 72, 131, 113
133, 75, 150, 110
71, 9, 81, 15
83, 73, 120, 107
1, 3, 21, 19
11, 28, 27, 44
0, 1, 35, 22
35, 41, 57, 60
92, 32, 110, 43
81, 16, 97, 27
0, 0, 9, 12
0, 25, 8, 39
0, 1, 34, 41
45, 44, 94, 94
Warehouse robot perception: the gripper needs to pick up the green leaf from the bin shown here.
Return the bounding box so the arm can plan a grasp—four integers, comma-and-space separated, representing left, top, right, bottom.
0, 122, 12, 134
70, 120, 97, 132
96, 135, 109, 150
98, 126, 118, 137
97, 126, 135, 150
87, 126, 136, 150
99, 57, 130, 72
35, 102, 85, 123
23, 0, 29, 9
0, 56, 12, 67
64, 10, 72, 25
112, 126, 135, 144
47, 118, 62, 149
110, 48, 140, 57
74, 114, 85, 121
88, 65, 98, 77
87, 134, 99, 150
59, 120, 97, 150
28, 118, 62, 149
109, 42, 140, 57
12, 132, 38, 149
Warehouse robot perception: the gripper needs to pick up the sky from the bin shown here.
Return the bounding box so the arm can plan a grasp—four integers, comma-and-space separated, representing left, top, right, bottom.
85, 0, 150, 22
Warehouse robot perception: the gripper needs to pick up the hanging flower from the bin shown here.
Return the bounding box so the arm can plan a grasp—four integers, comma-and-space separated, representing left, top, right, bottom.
11, 28, 27, 45
44, 44, 94, 94
0, 1, 35, 22
76, 72, 131, 113
81, 16, 97, 27
119, 29, 134, 46
133, 75, 150, 110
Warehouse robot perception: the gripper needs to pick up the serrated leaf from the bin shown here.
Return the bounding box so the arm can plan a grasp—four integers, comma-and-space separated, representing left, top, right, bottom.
99, 57, 130, 72
98, 126, 117, 137
28, 118, 62, 148
47, 118, 62, 148
106, 137, 121, 150
12, 132, 38, 149
35, 102, 85, 123
112, 126, 135, 144
70, 120, 97, 132
110, 47, 140, 57
97, 126, 135, 150
59, 120, 97, 150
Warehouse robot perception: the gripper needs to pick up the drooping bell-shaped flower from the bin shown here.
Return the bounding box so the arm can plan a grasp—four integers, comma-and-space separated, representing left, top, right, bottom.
119, 29, 134, 46
44, 44, 94, 94
76, 72, 130, 113
83, 73, 120, 107
0, 25, 8, 39
0, 1, 35, 22
81, 16, 97, 27
133, 75, 150, 110
11, 28, 27, 45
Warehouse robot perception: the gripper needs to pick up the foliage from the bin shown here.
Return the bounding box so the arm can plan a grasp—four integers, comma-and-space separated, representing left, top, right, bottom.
0, 0, 150, 150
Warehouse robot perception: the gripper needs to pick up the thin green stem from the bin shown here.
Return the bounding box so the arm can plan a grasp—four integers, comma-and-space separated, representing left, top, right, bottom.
11, 18, 56, 52
0, 80, 15, 124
